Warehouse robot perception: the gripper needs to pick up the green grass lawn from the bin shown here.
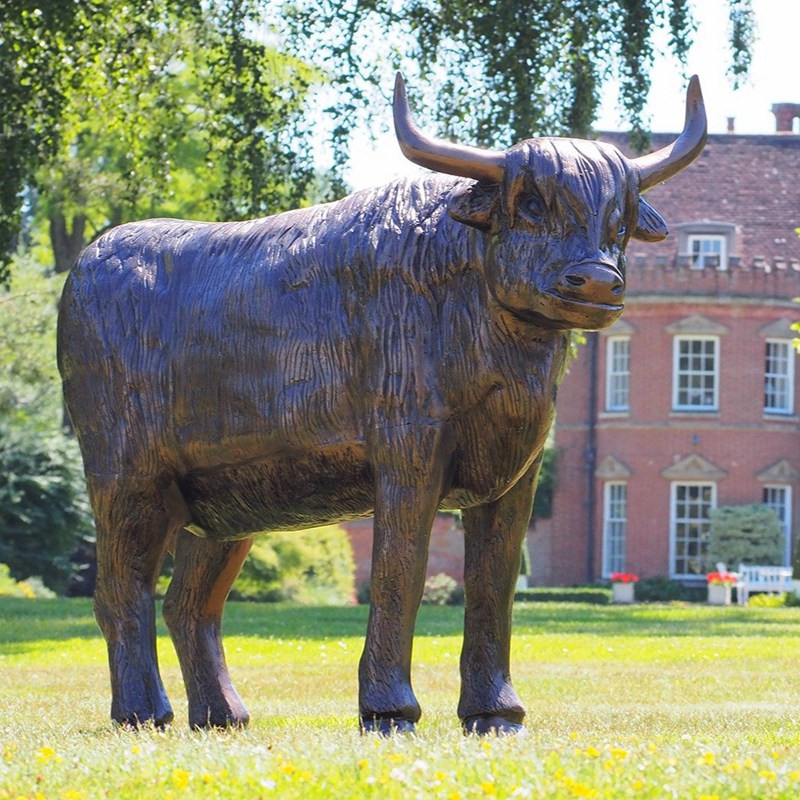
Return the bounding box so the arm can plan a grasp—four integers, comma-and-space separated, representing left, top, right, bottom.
1, 598, 800, 798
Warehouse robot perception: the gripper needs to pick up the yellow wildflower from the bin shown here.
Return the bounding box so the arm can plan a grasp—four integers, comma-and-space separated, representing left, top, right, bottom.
172, 769, 191, 790
563, 777, 597, 798
37, 746, 60, 764
584, 746, 600, 759
481, 781, 496, 795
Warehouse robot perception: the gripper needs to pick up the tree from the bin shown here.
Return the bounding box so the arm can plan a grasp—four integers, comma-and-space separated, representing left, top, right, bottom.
0, 1, 321, 283
1, 1, 756, 282
708, 504, 784, 568
282, 0, 754, 157
0, 255, 94, 592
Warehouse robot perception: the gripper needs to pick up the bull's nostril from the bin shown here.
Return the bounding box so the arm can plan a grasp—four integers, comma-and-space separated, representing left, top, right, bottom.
565, 274, 585, 287
611, 283, 624, 296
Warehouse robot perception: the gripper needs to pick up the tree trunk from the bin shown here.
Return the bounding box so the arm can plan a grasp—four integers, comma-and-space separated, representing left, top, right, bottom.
49, 210, 87, 273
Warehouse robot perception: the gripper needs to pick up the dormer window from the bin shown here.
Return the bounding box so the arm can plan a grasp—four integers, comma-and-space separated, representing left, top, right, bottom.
688, 234, 725, 269
674, 221, 738, 270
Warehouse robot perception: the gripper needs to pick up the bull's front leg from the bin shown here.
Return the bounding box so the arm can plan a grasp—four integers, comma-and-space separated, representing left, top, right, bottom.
359, 423, 453, 735
458, 459, 540, 735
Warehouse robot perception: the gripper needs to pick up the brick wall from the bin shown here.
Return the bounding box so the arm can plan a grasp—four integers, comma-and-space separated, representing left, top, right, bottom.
541, 279, 800, 586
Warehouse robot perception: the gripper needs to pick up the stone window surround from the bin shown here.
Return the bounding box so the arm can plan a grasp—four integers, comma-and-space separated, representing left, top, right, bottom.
672, 220, 739, 270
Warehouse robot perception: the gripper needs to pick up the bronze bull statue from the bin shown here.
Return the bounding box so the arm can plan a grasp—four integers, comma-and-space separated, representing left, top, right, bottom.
58, 73, 706, 734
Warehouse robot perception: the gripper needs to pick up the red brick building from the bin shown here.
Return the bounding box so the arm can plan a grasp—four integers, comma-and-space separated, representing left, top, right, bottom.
532, 109, 800, 586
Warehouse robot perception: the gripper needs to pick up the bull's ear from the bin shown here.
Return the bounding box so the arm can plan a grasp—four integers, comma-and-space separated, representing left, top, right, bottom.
632, 198, 669, 242
447, 182, 496, 230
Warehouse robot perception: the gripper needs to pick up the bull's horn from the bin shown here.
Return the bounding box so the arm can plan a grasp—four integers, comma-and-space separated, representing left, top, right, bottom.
634, 75, 707, 192
393, 72, 505, 184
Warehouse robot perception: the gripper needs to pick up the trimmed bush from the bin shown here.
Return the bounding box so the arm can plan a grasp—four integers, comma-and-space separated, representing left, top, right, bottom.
634, 576, 704, 603
514, 587, 611, 604
230, 524, 355, 604
708, 504, 784, 567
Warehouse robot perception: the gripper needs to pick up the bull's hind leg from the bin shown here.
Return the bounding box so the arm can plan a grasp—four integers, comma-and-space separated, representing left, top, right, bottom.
458, 461, 540, 735
88, 475, 178, 727
163, 530, 252, 729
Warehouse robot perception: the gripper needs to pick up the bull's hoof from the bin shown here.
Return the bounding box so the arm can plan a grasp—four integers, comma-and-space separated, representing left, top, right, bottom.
462, 715, 526, 736
113, 708, 174, 730
360, 717, 417, 736
189, 709, 250, 730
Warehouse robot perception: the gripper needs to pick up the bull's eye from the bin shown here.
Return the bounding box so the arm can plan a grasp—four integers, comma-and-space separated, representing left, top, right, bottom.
608, 209, 626, 244
523, 194, 546, 224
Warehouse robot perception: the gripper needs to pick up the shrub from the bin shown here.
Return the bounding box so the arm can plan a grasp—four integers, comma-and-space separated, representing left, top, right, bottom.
747, 592, 788, 608
0, 423, 94, 593
708, 504, 784, 567
0, 563, 29, 597
635, 576, 702, 603
514, 587, 611, 604
230, 524, 355, 604
421, 572, 458, 605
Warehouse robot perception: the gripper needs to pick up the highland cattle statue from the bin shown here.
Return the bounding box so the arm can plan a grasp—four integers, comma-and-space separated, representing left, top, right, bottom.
57, 73, 706, 734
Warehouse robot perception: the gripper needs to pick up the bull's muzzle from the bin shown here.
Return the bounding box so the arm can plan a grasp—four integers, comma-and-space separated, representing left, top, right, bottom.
556, 261, 624, 308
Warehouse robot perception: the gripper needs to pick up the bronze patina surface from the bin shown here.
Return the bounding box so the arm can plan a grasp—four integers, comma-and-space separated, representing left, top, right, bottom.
57, 73, 706, 734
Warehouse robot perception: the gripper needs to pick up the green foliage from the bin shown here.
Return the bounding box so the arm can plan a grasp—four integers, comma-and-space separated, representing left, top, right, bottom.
283, 0, 754, 157
514, 587, 612, 604
0, 254, 93, 593
708, 504, 784, 567
230, 524, 355, 604
421, 572, 459, 605
634, 575, 704, 603
747, 592, 789, 608
0, 563, 32, 598
0, 423, 93, 593
0, 254, 64, 424
532, 447, 557, 521
0, 1, 324, 283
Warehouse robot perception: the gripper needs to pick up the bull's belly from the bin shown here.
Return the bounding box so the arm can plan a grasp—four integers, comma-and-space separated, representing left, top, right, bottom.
177, 446, 375, 539
176, 435, 542, 541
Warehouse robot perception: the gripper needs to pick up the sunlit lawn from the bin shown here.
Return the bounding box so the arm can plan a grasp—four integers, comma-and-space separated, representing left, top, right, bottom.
2, 598, 800, 798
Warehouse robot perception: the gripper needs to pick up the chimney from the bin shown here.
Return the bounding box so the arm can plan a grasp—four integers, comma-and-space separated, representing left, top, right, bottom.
727, 117, 735, 133
772, 103, 800, 134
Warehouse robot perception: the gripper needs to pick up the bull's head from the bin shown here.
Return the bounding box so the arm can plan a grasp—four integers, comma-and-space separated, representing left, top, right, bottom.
393, 74, 707, 330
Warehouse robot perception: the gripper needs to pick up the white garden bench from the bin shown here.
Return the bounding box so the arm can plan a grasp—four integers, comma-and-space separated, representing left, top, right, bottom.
735, 564, 794, 605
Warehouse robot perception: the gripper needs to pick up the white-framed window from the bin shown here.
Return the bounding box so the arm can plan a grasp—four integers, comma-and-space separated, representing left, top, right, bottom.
763, 485, 793, 567
764, 339, 795, 414
606, 337, 630, 412
687, 234, 726, 269
670, 482, 716, 578
673, 336, 719, 411
602, 482, 628, 577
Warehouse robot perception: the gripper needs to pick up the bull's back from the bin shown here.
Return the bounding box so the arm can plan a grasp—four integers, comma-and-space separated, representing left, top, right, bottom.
59, 216, 365, 480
